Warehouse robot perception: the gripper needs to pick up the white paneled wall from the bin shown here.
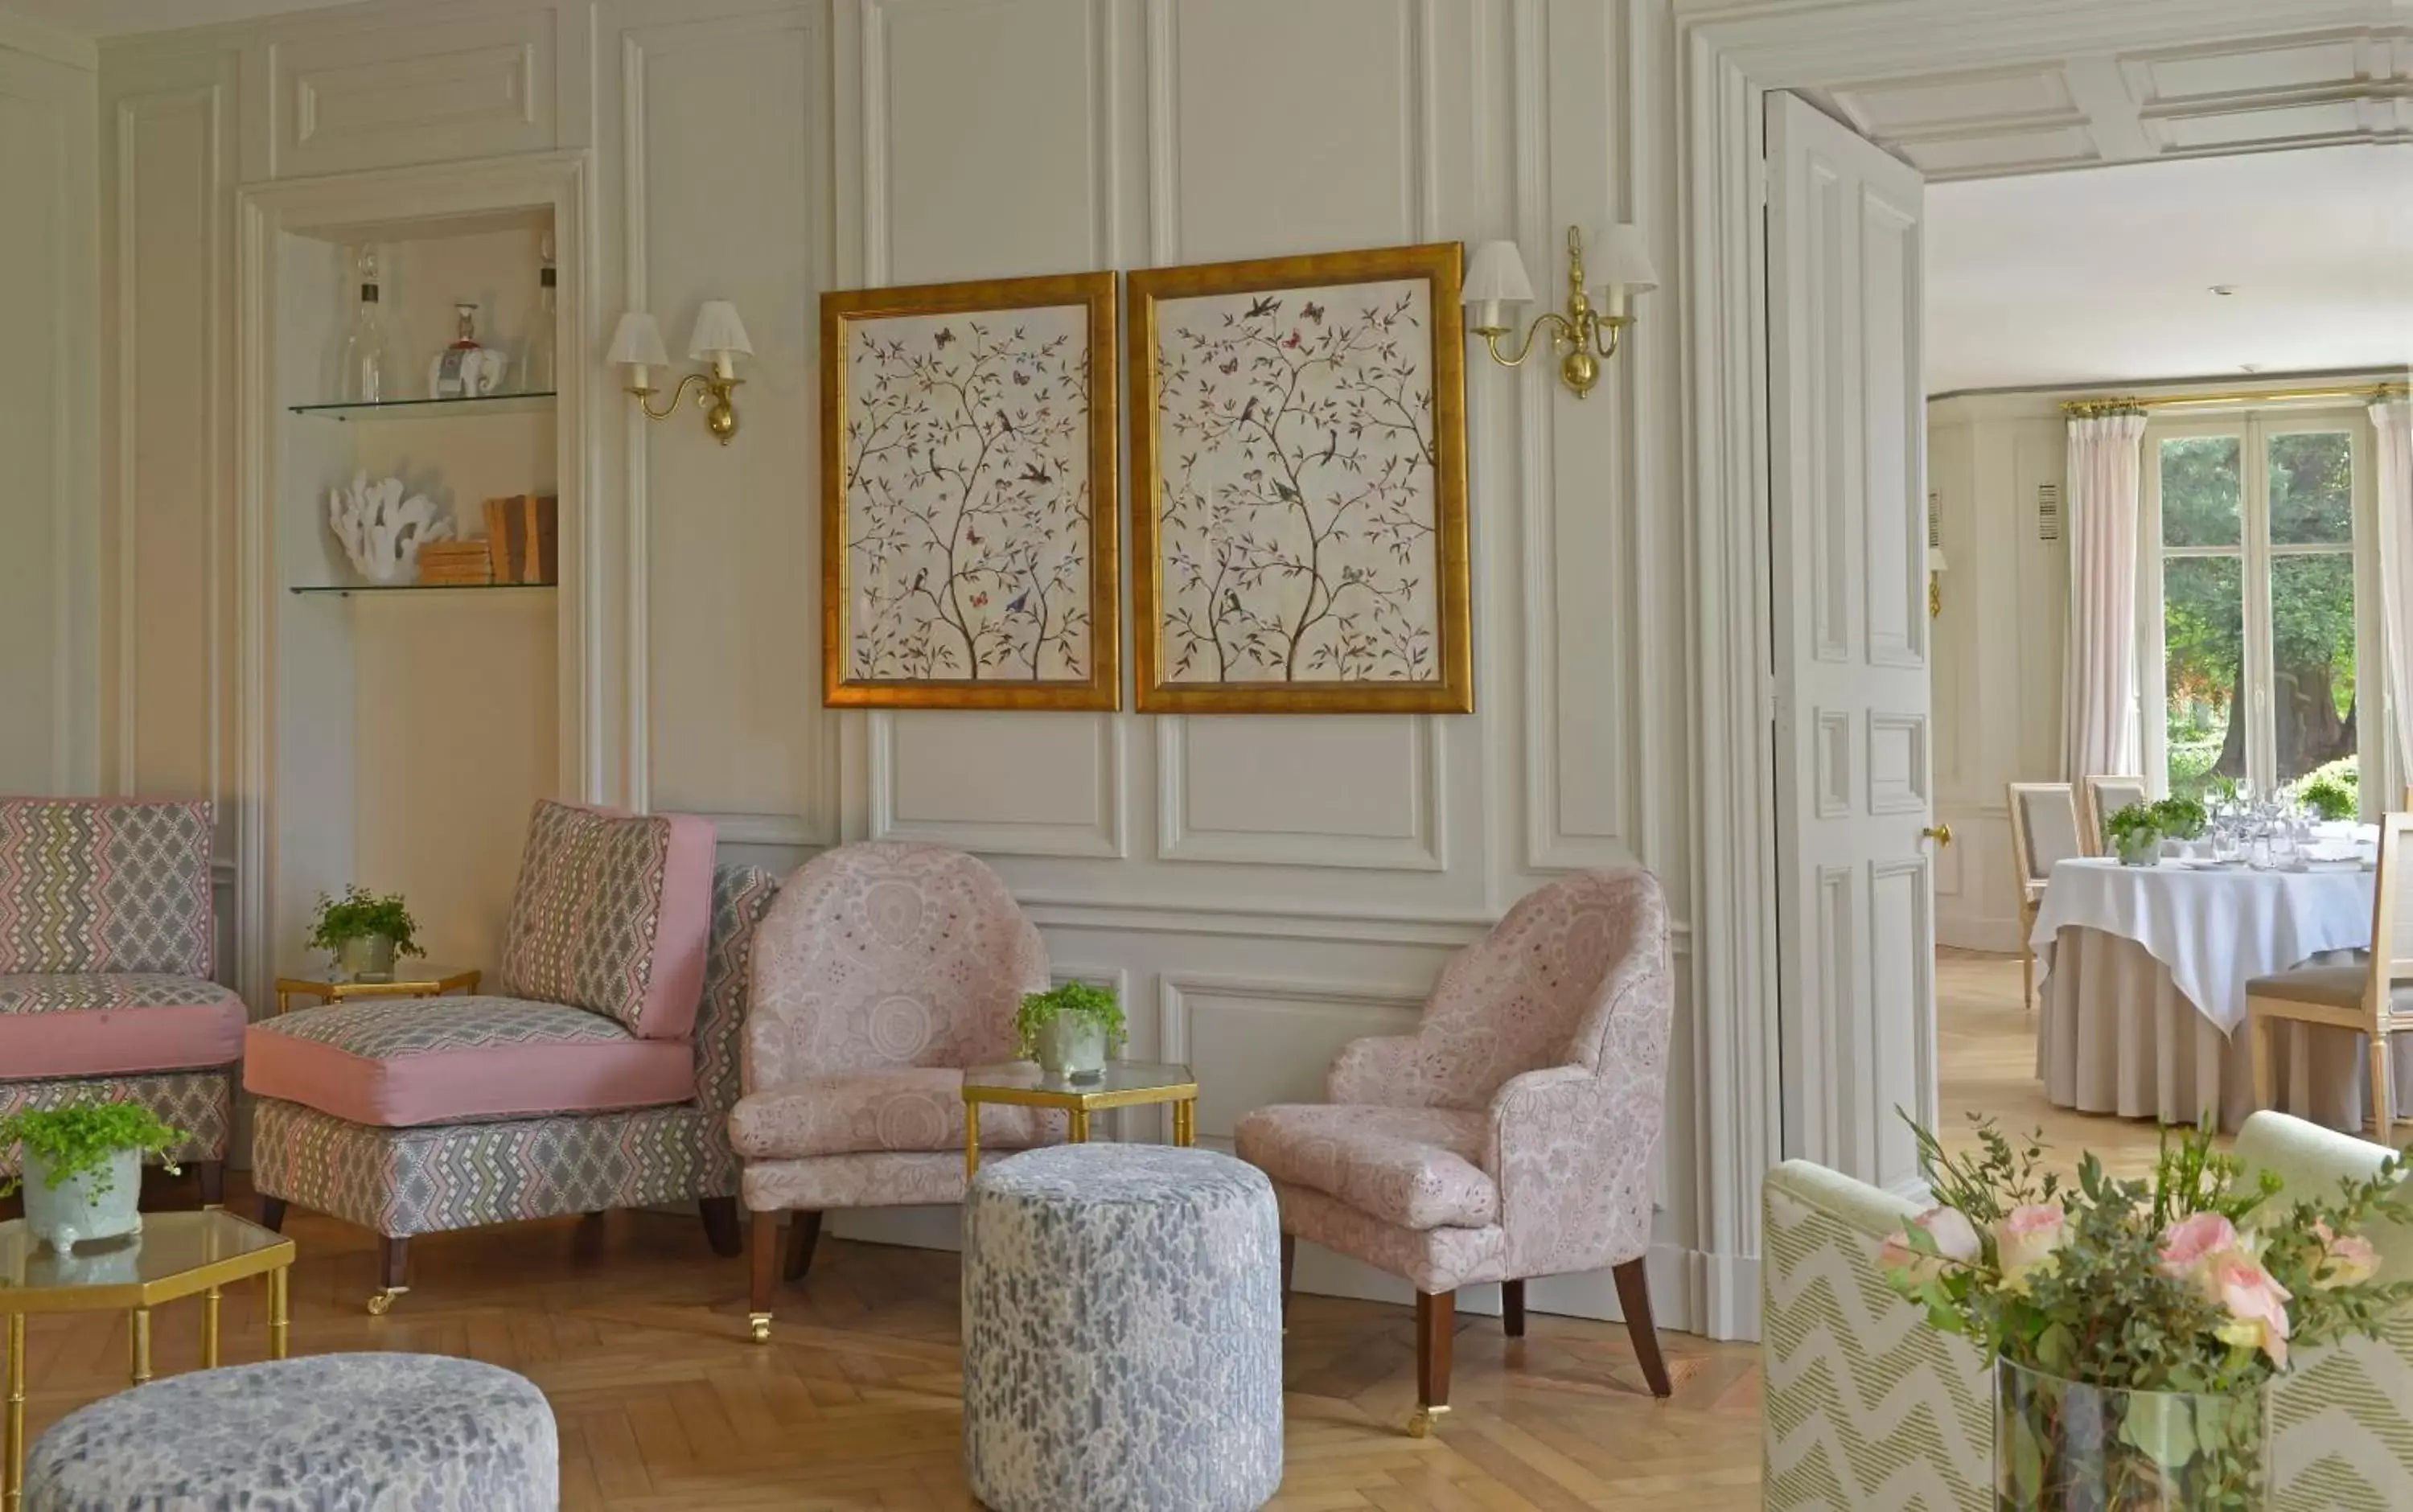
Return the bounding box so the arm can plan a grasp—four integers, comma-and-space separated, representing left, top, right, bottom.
0, 17, 97, 795
94, 0, 1708, 1329
1928, 393, 2070, 951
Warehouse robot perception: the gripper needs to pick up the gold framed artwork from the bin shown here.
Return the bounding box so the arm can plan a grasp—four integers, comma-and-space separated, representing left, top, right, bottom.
820, 271, 1120, 709
1126, 243, 1471, 714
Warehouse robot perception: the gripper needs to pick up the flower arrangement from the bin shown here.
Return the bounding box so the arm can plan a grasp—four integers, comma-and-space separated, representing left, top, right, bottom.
0, 1101, 187, 1198
1883, 1120, 2411, 1508
2152, 795, 2208, 842
2103, 803, 2166, 865
2298, 774, 2357, 824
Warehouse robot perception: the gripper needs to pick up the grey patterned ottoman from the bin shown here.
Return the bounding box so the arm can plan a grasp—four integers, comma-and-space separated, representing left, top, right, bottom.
25, 1354, 558, 1511
962, 1144, 1283, 1511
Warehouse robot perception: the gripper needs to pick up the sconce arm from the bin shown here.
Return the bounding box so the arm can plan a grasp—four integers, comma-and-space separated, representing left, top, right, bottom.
1479, 311, 1574, 371
632, 370, 720, 421
1589, 314, 1632, 361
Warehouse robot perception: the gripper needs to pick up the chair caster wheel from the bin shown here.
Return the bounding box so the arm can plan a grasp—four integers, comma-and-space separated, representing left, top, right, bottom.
1406, 1404, 1448, 1438
747, 1313, 771, 1344
366, 1288, 405, 1317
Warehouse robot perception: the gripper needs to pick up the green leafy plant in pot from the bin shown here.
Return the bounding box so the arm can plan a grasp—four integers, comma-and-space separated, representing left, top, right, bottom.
0, 1100, 188, 1251
2299, 774, 2357, 823
307, 884, 425, 981
1015, 982, 1125, 1082
2104, 803, 2164, 867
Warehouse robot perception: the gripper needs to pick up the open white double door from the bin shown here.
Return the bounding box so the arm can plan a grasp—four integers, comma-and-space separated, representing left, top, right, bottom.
1766, 92, 1942, 1196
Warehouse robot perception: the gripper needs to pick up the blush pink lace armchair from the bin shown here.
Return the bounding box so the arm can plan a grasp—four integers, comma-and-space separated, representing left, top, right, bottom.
1235, 868, 1675, 1435
731, 841, 1059, 1342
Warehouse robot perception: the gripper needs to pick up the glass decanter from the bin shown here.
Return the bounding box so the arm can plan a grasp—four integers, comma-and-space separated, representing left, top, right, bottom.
336, 248, 393, 404
519, 232, 557, 395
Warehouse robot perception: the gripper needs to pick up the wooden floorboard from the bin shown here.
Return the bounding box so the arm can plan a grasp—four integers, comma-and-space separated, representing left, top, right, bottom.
9, 951, 2164, 1507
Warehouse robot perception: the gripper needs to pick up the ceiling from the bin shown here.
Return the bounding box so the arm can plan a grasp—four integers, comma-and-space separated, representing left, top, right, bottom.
1810, 26, 2412, 180
1924, 142, 2413, 394
2, 0, 359, 35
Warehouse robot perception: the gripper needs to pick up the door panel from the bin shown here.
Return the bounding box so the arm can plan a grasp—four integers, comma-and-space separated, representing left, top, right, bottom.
1768, 91, 1937, 1193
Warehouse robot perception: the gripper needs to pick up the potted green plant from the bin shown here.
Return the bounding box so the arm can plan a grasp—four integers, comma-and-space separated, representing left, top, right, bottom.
2151, 795, 2209, 857
2103, 803, 2163, 867
2299, 774, 2357, 823
0, 1100, 187, 1251
306, 884, 425, 981
1881, 1119, 2412, 1510
1015, 982, 1125, 1082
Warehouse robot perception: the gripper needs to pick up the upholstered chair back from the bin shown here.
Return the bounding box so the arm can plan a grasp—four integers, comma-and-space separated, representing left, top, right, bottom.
0, 799, 215, 976
744, 842, 1047, 1089
1367, 869, 1670, 1111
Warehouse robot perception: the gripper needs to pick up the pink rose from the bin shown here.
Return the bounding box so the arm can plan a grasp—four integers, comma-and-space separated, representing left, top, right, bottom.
1995, 1203, 2068, 1292
1881, 1205, 1982, 1284
2159, 1212, 2241, 1276
2310, 1220, 2381, 1289
2204, 1253, 2293, 1369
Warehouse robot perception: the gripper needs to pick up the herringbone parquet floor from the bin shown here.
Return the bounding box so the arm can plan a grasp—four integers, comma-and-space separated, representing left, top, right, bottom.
11, 1182, 1765, 1510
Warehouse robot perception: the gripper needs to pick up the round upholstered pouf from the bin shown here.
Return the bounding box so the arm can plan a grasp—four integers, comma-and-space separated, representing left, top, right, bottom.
25, 1353, 558, 1511
962, 1143, 1283, 1511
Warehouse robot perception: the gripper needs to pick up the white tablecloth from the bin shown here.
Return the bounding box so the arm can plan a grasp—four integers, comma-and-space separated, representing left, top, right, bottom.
2029, 857, 2375, 1034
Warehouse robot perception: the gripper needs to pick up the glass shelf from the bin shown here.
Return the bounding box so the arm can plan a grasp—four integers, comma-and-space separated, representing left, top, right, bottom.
288, 392, 555, 421
289, 581, 556, 597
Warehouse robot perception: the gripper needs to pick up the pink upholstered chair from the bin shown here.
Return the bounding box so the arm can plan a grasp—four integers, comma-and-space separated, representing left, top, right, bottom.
1235, 868, 1675, 1435
732, 841, 1059, 1341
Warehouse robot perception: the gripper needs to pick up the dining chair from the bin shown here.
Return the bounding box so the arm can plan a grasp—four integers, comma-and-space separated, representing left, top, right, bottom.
2005, 783, 2086, 1012
2080, 774, 2151, 857
2246, 812, 2413, 1149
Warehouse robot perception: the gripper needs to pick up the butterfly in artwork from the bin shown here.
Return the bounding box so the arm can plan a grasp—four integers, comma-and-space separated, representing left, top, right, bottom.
1302, 302, 1325, 323
934, 327, 956, 349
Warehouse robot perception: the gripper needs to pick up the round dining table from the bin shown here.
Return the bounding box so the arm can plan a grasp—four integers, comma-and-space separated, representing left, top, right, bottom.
2029, 856, 2411, 1132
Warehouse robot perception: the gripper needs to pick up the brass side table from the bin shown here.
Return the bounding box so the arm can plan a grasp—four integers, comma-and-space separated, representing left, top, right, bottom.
959, 1060, 1200, 1179
2, 1210, 294, 1510
273, 965, 480, 1015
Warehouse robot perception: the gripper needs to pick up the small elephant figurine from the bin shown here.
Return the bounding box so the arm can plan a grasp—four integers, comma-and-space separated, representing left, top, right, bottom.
430, 347, 510, 399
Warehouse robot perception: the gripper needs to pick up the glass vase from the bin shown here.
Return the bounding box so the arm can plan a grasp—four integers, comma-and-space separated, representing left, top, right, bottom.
1996, 1358, 2269, 1511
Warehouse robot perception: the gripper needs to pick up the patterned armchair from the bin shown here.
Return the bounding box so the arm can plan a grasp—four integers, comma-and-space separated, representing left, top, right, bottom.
1762, 1111, 2413, 1510
1234, 868, 1675, 1436
0, 799, 237, 1203
245, 801, 778, 1313
732, 841, 1056, 1343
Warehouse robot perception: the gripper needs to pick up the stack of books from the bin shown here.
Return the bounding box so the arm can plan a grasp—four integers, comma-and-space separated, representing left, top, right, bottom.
417, 541, 495, 586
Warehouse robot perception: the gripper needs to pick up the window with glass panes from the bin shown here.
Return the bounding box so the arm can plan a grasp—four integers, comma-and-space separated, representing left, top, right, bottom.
2140, 411, 2373, 806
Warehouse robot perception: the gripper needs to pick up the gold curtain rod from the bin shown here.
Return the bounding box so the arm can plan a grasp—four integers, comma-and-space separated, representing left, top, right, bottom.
2063, 380, 2410, 416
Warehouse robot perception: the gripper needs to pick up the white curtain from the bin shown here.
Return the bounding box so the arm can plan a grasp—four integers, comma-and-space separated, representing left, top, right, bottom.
2062, 411, 2148, 781
2372, 397, 2413, 787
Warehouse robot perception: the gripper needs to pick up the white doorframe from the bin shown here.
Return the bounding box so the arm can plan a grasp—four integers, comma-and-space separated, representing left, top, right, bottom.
1668, 0, 2394, 1341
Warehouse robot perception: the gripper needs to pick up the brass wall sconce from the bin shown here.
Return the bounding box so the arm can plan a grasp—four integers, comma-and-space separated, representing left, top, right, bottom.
607, 301, 753, 445
1462, 224, 1658, 399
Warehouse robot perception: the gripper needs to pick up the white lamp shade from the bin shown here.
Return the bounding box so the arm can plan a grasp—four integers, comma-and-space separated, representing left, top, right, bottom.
1927, 545, 1950, 573
688, 300, 753, 362
606, 311, 669, 368
1591, 224, 1659, 296
1463, 241, 1535, 306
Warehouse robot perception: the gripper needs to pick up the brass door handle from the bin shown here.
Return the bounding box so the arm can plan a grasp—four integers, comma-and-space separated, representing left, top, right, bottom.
1922, 824, 1954, 847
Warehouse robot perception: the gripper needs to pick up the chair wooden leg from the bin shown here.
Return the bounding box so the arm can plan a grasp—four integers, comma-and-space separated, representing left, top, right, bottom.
194, 1160, 224, 1207
748, 1211, 779, 1343
1501, 1279, 1526, 1337
2249, 1009, 2277, 1113
1408, 1289, 1454, 1436
699, 1196, 743, 1258
2374, 1037, 2395, 1152
1279, 1234, 1295, 1322
1613, 1259, 1672, 1398
783, 1210, 823, 1282
257, 1197, 286, 1232
2021, 939, 2035, 1013
368, 1236, 409, 1315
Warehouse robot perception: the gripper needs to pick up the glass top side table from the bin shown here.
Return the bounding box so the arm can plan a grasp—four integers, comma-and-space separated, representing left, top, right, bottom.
273, 964, 480, 1014
958, 1060, 1199, 1177
2, 1210, 295, 1509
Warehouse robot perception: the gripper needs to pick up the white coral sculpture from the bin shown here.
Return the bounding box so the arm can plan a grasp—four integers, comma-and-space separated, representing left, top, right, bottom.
327, 474, 455, 583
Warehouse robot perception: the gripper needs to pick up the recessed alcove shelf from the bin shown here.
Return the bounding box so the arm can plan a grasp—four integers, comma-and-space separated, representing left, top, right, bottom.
290, 392, 556, 421
288, 582, 557, 598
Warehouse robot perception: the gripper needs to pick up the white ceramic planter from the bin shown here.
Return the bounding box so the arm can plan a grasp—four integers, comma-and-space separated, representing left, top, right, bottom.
22, 1147, 143, 1251
1034, 1017, 1108, 1081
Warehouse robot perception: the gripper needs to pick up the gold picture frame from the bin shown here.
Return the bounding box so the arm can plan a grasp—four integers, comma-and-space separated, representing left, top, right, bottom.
1127, 243, 1471, 714
821, 271, 1120, 709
